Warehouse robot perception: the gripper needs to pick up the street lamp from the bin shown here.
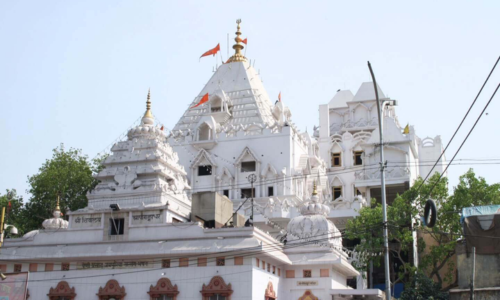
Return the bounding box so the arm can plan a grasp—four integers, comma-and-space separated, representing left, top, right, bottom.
368, 61, 397, 300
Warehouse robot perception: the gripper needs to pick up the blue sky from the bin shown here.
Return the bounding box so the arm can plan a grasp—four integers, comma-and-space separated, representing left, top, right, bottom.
1, 1, 499, 200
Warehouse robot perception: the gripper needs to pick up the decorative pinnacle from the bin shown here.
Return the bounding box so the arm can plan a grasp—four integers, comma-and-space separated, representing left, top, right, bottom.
312, 181, 318, 196
227, 19, 247, 63
143, 88, 153, 119
55, 194, 61, 211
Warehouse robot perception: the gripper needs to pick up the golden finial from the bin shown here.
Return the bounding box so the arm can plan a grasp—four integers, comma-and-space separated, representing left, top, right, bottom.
312, 181, 318, 196
55, 194, 61, 211
143, 88, 153, 119
227, 19, 247, 63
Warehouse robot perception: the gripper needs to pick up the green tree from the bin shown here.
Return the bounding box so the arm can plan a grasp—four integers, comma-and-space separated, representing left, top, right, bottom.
24, 144, 105, 232
346, 169, 500, 289
419, 169, 500, 286
399, 271, 448, 300
345, 172, 448, 287
0, 189, 26, 236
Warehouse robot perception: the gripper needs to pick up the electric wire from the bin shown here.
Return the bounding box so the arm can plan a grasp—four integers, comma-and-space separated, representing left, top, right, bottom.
422, 83, 500, 199
415, 55, 500, 193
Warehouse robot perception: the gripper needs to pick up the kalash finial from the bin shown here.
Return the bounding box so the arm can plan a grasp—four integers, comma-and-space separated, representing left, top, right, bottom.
312, 180, 318, 196
227, 19, 247, 63
142, 88, 154, 125
55, 194, 61, 211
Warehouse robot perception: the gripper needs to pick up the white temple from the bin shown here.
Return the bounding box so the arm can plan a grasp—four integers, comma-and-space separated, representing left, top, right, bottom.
0, 20, 446, 300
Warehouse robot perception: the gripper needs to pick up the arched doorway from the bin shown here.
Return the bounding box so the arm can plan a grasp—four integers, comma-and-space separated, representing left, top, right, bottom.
264, 281, 276, 300
97, 279, 126, 300
298, 290, 318, 300
200, 276, 233, 300
47, 281, 76, 300
148, 278, 179, 300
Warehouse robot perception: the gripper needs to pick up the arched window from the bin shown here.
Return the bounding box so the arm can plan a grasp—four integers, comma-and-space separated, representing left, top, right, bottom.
330, 143, 343, 167
200, 276, 233, 300
97, 279, 126, 300
198, 123, 211, 141
264, 282, 276, 300
47, 281, 76, 300
148, 278, 179, 300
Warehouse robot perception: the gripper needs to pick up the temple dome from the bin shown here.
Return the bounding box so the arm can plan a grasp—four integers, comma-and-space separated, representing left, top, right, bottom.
42, 198, 68, 229
287, 183, 341, 246
127, 89, 168, 140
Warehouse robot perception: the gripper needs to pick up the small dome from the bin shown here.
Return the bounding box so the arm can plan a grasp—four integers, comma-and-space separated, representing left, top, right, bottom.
286, 182, 341, 247
42, 204, 69, 230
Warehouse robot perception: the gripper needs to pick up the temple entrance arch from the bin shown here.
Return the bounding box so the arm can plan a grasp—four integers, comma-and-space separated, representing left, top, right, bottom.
298, 290, 318, 300
148, 278, 179, 300
97, 279, 126, 300
200, 276, 233, 300
47, 281, 76, 300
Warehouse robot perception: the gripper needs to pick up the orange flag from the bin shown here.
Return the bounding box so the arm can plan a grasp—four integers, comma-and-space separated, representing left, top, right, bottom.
242, 38, 247, 45
278, 92, 281, 102
191, 93, 209, 108
200, 44, 220, 59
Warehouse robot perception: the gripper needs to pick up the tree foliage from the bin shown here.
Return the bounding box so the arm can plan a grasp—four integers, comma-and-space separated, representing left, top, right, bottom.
345, 169, 500, 289
399, 271, 448, 300
0, 189, 26, 236
23, 144, 105, 232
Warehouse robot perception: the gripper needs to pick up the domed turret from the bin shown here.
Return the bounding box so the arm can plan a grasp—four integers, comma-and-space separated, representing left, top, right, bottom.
42, 196, 69, 229
287, 182, 341, 247
127, 89, 168, 140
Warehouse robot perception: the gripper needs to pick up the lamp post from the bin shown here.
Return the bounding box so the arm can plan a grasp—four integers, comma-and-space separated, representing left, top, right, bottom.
368, 61, 397, 300
248, 174, 257, 226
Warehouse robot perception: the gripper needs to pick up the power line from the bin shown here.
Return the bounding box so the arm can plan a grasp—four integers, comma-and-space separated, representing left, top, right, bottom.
1, 227, 383, 283
415, 55, 500, 193
423, 83, 500, 198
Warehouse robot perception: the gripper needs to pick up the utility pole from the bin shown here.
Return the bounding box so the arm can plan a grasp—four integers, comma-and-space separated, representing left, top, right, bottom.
470, 246, 476, 300
368, 61, 393, 300
0, 207, 5, 248
248, 174, 257, 226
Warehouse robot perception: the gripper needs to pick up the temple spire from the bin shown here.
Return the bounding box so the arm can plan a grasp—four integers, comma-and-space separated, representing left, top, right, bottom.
227, 19, 247, 63
55, 194, 61, 211
142, 88, 154, 125
312, 180, 318, 196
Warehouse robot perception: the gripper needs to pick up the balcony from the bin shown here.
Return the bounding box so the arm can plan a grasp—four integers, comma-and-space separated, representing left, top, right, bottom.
354, 166, 410, 187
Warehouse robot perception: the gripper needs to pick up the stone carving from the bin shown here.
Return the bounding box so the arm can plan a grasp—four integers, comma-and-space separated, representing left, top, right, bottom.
201, 276, 233, 300
109, 166, 142, 191
97, 279, 126, 299
48, 281, 76, 300
148, 278, 179, 299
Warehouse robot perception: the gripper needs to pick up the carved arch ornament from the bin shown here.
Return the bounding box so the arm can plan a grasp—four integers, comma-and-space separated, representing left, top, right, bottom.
200, 276, 233, 300
148, 278, 179, 300
47, 281, 76, 300
97, 279, 126, 300
264, 281, 277, 300
298, 290, 318, 300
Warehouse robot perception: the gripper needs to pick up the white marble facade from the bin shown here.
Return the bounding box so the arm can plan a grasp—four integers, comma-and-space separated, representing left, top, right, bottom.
0, 21, 448, 300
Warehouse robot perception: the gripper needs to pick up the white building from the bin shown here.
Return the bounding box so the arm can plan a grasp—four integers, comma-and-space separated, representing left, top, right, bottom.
0, 20, 445, 300
169, 21, 331, 235
0, 84, 383, 299
315, 83, 445, 287
315, 83, 445, 229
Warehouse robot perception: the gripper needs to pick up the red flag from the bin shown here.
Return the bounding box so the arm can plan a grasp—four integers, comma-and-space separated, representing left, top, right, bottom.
278, 92, 281, 102
191, 93, 209, 108
200, 44, 220, 58
242, 38, 247, 45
